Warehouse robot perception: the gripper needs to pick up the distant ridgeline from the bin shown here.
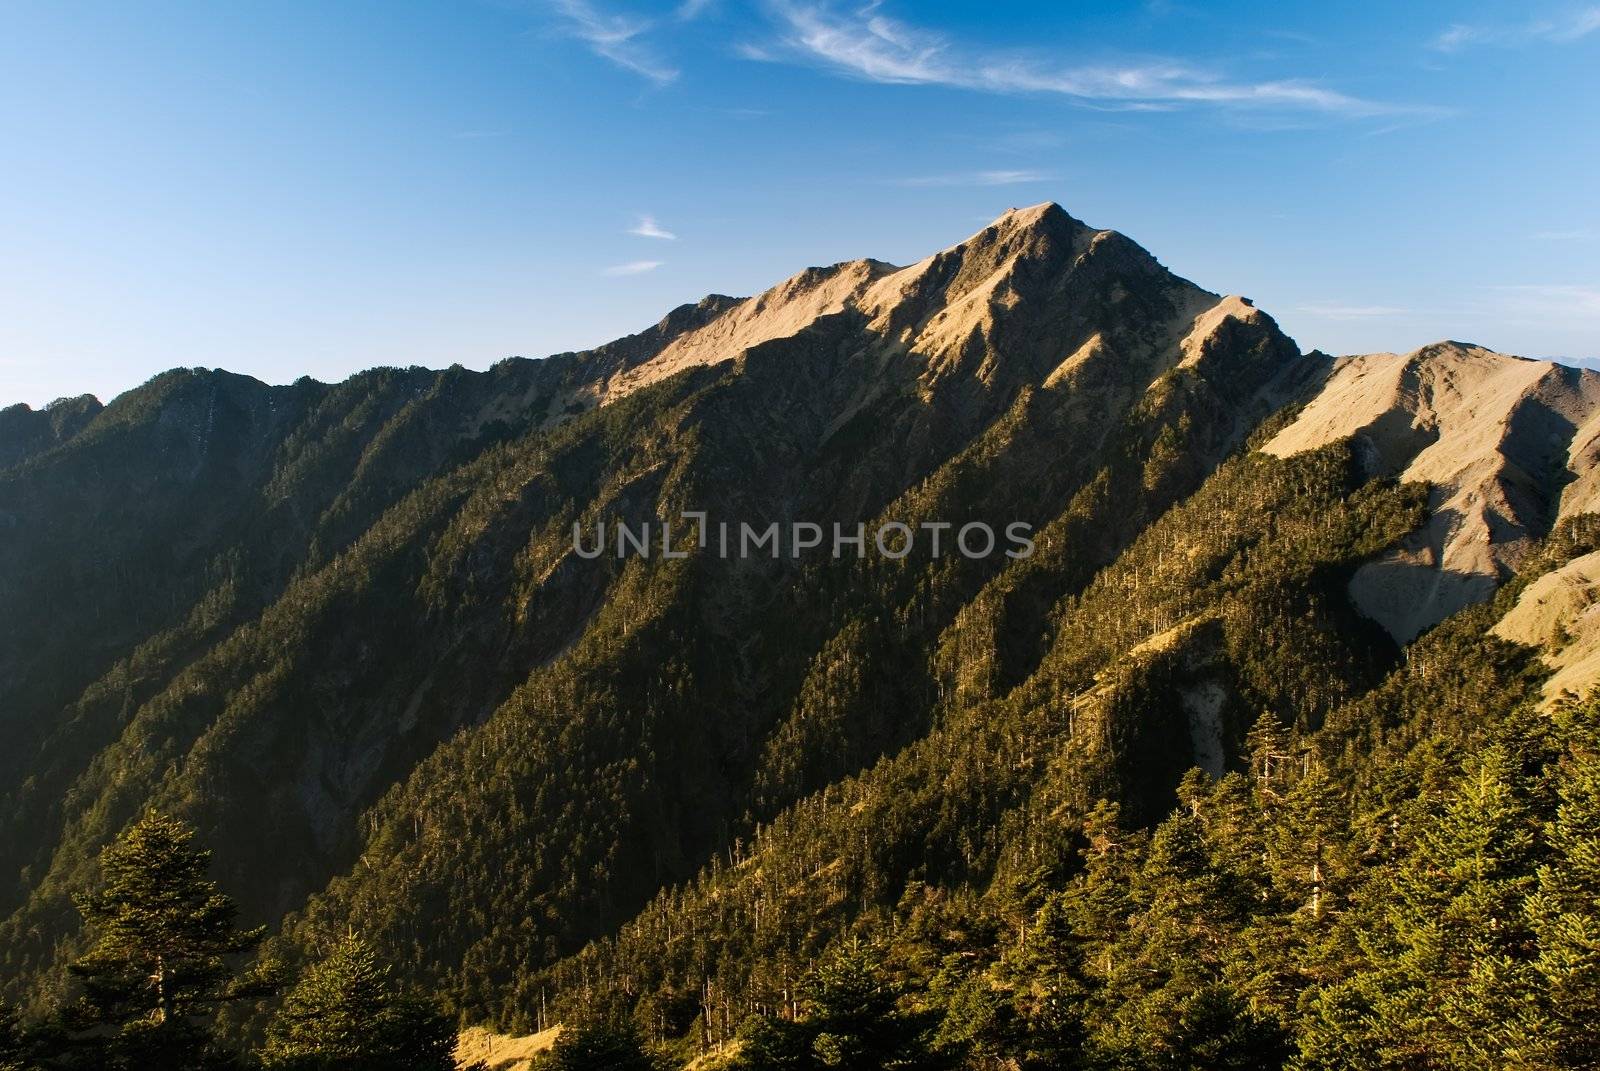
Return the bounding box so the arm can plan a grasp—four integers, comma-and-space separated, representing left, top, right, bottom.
3, 204, 1600, 1069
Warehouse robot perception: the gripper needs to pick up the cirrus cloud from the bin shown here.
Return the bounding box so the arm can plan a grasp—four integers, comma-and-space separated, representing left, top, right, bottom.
768, 1, 1429, 117
603, 259, 665, 276
1432, 5, 1600, 50
628, 215, 679, 239
552, 0, 679, 85
892, 169, 1054, 188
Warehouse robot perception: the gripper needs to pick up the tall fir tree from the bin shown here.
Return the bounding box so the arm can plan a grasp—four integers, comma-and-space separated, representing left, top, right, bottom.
1095, 806, 1280, 1068
66, 810, 268, 1069
261, 933, 460, 1071
730, 942, 948, 1071
544, 1020, 661, 1071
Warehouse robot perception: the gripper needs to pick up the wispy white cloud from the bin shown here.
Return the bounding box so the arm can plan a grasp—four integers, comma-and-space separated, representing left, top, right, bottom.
768, 2, 1424, 117
628, 214, 678, 239
1431, 6, 1600, 51
1431, 24, 1484, 52
676, 0, 714, 19
1143, 0, 1201, 18
1488, 284, 1600, 319
735, 41, 778, 61
1260, 28, 1320, 47
604, 259, 665, 276
893, 169, 1054, 187
1295, 303, 1412, 320
553, 0, 678, 85
1546, 6, 1600, 39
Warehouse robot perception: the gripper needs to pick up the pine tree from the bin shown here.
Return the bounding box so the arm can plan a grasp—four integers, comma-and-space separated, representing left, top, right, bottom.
1004, 895, 1092, 1069
1138, 983, 1289, 1071
1060, 800, 1139, 986
544, 1020, 661, 1071
730, 942, 947, 1071
733, 1014, 813, 1071
1096, 809, 1272, 1067
804, 941, 947, 1071
1273, 760, 1347, 923
1245, 710, 1291, 792
261, 934, 460, 1071
66, 810, 268, 1069
1123, 809, 1244, 979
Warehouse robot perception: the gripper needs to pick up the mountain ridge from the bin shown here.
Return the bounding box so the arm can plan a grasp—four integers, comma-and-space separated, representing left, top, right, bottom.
1264, 340, 1600, 642
0, 203, 1306, 1011
2, 205, 1596, 1062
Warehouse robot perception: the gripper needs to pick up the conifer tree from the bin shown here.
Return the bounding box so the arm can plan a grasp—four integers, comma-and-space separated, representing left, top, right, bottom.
731, 942, 947, 1071
261, 933, 459, 1071
1125, 809, 1243, 976
1244, 710, 1291, 794
1060, 800, 1138, 985
1137, 983, 1289, 1071
544, 1020, 660, 1071
1274, 760, 1348, 922
804, 942, 944, 1071
1097, 809, 1271, 1066
1006, 893, 1092, 1066
66, 810, 267, 1069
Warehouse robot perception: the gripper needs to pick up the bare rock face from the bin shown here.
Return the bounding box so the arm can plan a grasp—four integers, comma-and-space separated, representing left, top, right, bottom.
1263, 342, 1600, 641
1494, 550, 1600, 705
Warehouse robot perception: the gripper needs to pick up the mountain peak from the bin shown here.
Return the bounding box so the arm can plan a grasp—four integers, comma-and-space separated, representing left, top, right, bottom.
992, 200, 1074, 226
965, 201, 1085, 249
1409, 339, 1514, 362
577, 203, 1281, 414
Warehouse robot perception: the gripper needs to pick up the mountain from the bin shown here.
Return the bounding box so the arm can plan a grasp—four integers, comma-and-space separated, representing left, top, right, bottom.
2, 204, 1596, 1067
1263, 342, 1600, 642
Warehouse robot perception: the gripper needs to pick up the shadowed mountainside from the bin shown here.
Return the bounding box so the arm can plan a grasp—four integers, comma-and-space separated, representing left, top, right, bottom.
1, 205, 1592, 1048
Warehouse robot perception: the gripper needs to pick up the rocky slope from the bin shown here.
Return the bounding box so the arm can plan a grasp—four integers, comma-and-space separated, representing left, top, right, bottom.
1494, 549, 1600, 703
595, 204, 1276, 414
1264, 342, 1600, 641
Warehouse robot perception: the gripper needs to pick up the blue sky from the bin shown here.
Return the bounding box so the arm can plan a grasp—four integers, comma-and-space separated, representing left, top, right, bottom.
2, 1, 1597, 407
